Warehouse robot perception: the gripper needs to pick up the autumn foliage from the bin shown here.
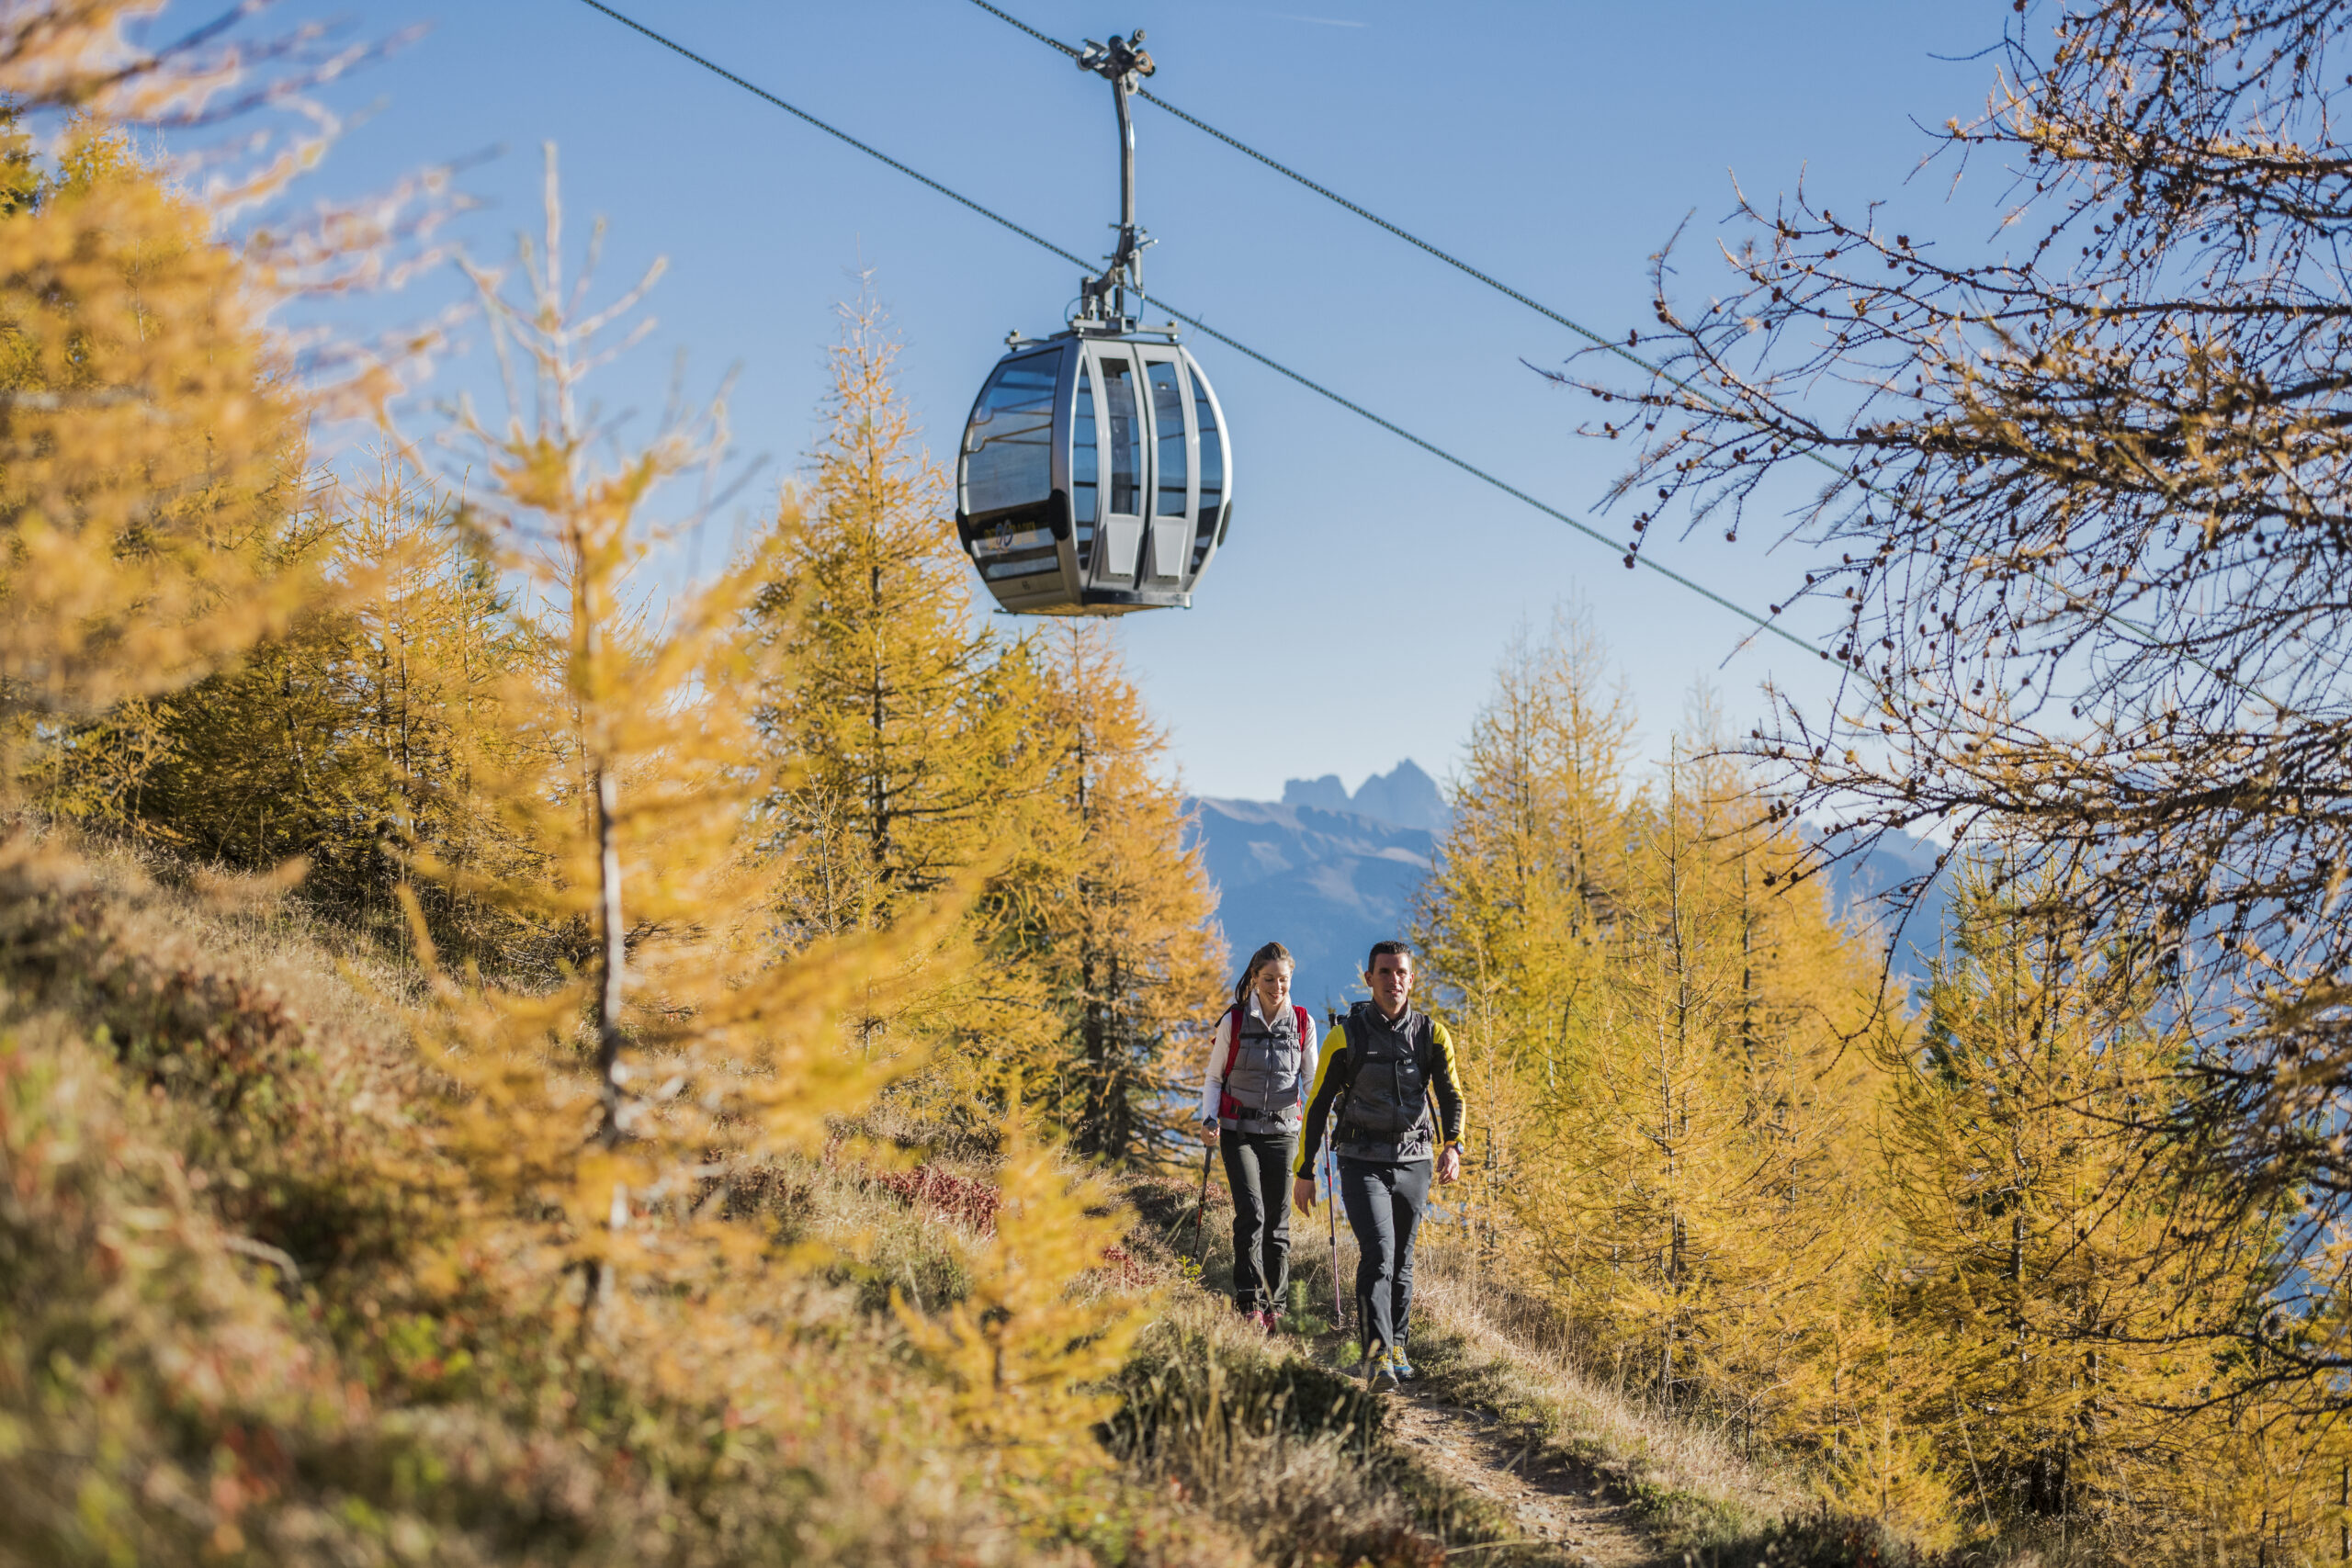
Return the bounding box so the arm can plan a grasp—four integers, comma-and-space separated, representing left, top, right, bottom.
25, 1, 2352, 1563
1411, 611, 2347, 1560
0, 15, 1226, 1556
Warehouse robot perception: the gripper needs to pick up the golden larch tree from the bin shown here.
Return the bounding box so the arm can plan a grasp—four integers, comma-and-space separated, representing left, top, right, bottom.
415, 168, 1150, 1488
0, 112, 311, 783
1018, 622, 1223, 1161
412, 153, 918, 1317
747, 286, 1059, 1088
1416, 608, 1631, 1263
1882, 857, 2312, 1551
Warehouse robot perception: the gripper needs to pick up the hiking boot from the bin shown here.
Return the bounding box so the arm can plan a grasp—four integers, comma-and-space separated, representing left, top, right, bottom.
1389, 1346, 1418, 1383
1359, 1344, 1399, 1392
1259, 1310, 1283, 1337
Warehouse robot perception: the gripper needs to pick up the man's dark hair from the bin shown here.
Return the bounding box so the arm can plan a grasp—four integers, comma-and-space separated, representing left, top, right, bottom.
1366, 940, 1412, 973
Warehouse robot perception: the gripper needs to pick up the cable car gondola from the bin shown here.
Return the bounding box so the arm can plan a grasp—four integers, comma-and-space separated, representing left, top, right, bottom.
956, 31, 1232, 615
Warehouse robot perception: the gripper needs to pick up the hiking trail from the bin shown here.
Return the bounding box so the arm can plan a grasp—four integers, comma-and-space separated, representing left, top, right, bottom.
1134, 1167, 1673, 1567
1381, 1380, 1660, 1567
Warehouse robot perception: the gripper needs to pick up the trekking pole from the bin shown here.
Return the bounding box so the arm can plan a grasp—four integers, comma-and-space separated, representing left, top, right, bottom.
1324, 1006, 1345, 1337
1327, 1140, 1342, 1333
1191, 1141, 1214, 1265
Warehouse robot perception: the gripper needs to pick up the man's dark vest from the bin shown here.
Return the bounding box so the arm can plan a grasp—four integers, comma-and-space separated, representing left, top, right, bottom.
1333, 1001, 1437, 1162
1218, 1001, 1312, 1130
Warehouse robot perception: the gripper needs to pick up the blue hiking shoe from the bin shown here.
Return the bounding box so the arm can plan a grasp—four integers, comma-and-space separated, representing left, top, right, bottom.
1389, 1345, 1419, 1383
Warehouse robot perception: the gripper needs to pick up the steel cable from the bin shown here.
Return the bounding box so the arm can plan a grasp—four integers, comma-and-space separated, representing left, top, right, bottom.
570, 0, 1823, 659
960, 0, 2274, 707
960, 0, 1774, 427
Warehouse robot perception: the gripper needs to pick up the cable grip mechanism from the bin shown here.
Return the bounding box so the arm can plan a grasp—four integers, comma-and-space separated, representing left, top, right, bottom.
1074, 29, 1155, 331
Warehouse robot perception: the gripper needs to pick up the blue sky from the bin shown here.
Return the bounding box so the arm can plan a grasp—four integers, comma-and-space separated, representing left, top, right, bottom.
230, 0, 2009, 802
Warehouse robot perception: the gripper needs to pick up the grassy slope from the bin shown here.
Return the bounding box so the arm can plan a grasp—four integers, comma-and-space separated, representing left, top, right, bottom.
0, 829, 1828, 1568
1154, 1175, 1924, 1568
0, 834, 1216, 1567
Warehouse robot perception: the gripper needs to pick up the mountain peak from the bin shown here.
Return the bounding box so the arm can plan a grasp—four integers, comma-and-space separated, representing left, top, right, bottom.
1188, 795, 1436, 1010
1280, 760, 1448, 834
1280, 773, 1352, 814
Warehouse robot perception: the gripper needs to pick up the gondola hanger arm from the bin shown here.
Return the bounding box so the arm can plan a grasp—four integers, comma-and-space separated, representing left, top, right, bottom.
1074, 29, 1155, 330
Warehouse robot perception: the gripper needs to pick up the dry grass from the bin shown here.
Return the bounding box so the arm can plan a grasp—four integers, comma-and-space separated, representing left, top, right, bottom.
0, 825, 1271, 1568
1406, 1265, 1804, 1548
1401, 1250, 2006, 1568
6, 833, 416, 1063
1105, 1286, 1439, 1568
6, 823, 2000, 1568
1210, 1173, 1770, 1513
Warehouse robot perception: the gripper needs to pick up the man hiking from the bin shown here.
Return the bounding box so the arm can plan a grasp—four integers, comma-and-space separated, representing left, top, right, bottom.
1292, 940, 1465, 1391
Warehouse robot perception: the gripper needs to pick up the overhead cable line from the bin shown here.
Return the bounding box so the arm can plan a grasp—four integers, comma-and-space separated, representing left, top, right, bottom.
961, 0, 1743, 426
961, 0, 2290, 713
570, 0, 1824, 662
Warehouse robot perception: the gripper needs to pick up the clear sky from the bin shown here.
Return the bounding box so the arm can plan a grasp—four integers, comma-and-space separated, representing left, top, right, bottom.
234, 0, 2009, 802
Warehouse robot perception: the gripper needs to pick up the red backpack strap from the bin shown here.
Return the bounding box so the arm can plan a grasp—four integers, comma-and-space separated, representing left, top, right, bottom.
1295, 1006, 1315, 1102
1214, 1004, 1241, 1122
1219, 1002, 1247, 1070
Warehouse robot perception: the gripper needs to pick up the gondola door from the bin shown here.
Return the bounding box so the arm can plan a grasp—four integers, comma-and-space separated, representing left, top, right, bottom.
1086, 344, 1148, 587
1138, 352, 1196, 584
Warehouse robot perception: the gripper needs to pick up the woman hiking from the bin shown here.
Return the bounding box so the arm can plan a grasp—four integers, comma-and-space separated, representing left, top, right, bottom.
1293, 940, 1464, 1391
1196, 941, 1318, 1331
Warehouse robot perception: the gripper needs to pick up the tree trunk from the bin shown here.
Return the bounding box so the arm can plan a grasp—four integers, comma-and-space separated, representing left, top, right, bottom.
594, 764, 628, 1143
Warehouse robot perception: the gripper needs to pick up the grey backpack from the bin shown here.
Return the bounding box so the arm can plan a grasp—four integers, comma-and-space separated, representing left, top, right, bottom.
1218, 1002, 1311, 1125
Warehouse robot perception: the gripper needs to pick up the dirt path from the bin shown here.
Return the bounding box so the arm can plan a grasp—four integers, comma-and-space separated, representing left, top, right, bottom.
1382, 1384, 1658, 1567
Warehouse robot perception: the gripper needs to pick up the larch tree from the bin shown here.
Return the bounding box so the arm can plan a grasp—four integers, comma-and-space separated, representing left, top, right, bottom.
1515, 708, 1889, 1438
411, 168, 1150, 1474
898, 1100, 1149, 1493
1571, 0, 2352, 1406
0, 111, 311, 785
749, 286, 1056, 1083
327, 461, 539, 967
50, 459, 542, 965
1415, 609, 1631, 1264
1020, 622, 1223, 1163
413, 151, 940, 1325
1882, 858, 2311, 1549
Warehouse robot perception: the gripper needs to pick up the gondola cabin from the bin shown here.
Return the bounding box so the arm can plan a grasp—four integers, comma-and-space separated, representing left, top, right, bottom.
956, 332, 1231, 614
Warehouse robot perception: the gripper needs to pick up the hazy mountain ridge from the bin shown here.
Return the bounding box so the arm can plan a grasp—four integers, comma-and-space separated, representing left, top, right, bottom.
1813, 825, 1957, 988
1193, 758, 1956, 1004
1188, 793, 1437, 1011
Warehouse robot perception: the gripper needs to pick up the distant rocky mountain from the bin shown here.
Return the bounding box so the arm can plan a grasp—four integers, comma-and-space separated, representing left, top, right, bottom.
1813, 825, 1957, 990
1189, 761, 1954, 1009
1187, 785, 1441, 1011
1279, 759, 1451, 835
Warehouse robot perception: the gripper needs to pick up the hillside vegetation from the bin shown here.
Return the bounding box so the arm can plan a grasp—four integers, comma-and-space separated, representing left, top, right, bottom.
0, 828, 1810, 1568
9, 4, 2352, 1565
1410, 613, 2341, 1562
